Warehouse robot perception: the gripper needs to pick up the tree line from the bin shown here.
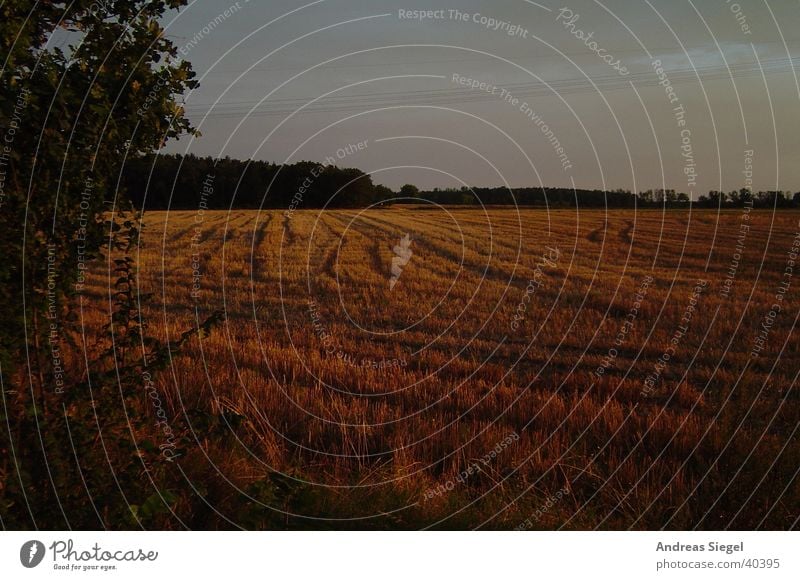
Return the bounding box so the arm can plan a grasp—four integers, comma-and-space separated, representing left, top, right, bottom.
123, 156, 800, 210
123, 154, 392, 210
406, 185, 800, 209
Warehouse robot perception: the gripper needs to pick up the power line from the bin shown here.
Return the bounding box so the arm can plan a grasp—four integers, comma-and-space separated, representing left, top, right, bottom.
182, 56, 798, 119
202, 39, 800, 75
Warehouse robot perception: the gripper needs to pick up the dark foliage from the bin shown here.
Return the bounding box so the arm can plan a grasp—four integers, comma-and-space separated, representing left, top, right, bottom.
122, 154, 392, 210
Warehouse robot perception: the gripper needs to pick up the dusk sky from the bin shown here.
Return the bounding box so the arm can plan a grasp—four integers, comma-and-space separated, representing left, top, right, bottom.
161, 0, 800, 195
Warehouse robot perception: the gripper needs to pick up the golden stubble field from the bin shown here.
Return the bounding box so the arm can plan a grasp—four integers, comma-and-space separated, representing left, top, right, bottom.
81, 208, 800, 529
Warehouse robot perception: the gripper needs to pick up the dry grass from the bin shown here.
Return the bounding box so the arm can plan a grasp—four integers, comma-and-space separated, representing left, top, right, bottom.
77, 208, 800, 529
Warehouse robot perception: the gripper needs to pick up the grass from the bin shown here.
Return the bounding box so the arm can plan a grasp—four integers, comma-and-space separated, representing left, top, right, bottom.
72, 207, 800, 529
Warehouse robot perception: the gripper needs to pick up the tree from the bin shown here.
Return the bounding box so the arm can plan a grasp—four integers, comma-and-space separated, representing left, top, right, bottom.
1, 0, 198, 362
319, 167, 376, 208
738, 188, 753, 205
638, 190, 654, 204
0, 1, 206, 529
374, 184, 394, 204
756, 190, 787, 208
707, 190, 727, 206
400, 184, 420, 199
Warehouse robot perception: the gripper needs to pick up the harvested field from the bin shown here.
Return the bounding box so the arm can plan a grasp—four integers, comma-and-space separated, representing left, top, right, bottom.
74, 208, 800, 529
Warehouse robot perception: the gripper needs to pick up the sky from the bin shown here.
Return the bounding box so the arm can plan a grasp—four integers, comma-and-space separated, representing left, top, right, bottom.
160, 0, 800, 195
